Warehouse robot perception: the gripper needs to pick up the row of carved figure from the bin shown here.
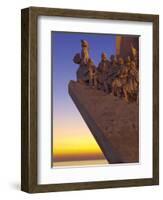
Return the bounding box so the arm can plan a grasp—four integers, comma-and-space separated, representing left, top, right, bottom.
73, 40, 139, 103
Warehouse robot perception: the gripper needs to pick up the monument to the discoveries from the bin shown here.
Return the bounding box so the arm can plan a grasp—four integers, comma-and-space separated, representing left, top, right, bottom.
69, 37, 139, 164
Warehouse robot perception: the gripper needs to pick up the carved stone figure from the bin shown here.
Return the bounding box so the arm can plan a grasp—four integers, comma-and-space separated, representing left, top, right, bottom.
87, 58, 97, 88
81, 40, 90, 65
97, 52, 110, 93
111, 55, 120, 73
73, 52, 89, 83
112, 57, 128, 97
120, 59, 138, 102
72, 39, 139, 103
107, 55, 120, 91
76, 66, 88, 83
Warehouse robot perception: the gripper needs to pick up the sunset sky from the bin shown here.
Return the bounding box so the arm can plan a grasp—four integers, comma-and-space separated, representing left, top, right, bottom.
52, 31, 116, 166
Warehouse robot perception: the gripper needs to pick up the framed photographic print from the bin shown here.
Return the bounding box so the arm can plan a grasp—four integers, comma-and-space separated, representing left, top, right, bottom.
21, 7, 159, 193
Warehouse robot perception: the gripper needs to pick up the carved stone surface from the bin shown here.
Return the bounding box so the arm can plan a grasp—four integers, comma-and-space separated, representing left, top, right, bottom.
116, 36, 139, 59
68, 80, 139, 164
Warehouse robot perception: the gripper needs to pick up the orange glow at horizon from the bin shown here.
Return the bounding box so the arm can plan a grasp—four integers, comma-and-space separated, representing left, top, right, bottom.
53, 117, 107, 163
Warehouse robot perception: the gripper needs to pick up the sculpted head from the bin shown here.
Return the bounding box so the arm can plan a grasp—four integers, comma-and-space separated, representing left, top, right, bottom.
110, 54, 117, 64
101, 52, 107, 61
73, 53, 81, 64
118, 57, 124, 65
81, 40, 89, 48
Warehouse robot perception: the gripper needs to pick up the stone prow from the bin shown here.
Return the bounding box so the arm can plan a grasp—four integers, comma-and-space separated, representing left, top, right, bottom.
68, 80, 139, 164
